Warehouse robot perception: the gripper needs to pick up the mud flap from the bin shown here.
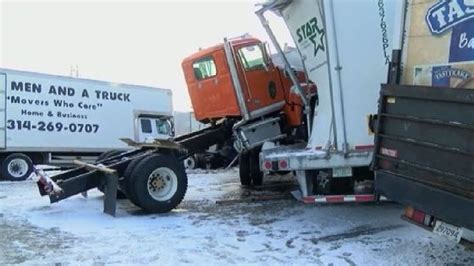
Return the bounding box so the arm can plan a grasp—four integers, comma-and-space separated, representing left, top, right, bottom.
103, 173, 118, 216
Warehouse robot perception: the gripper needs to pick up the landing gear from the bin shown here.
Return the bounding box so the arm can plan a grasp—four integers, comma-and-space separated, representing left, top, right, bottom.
239, 147, 263, 187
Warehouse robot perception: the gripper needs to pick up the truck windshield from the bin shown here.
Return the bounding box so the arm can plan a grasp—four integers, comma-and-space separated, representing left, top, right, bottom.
238, 44, 265, 71
155, 119, 171, 135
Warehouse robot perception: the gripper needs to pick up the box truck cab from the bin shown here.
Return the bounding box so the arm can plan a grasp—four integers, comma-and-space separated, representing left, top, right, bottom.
138, 116, 174, 143
0, 68, 174, 181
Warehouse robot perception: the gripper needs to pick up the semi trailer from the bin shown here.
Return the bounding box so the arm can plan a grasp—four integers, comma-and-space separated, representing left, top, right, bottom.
1, 68, 174, 181
256, 0, 402, 200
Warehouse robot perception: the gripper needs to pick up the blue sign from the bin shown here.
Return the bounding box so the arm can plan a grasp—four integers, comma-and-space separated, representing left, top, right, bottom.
449, 18, 474, 62
432, 65, 471, 86
432, 65, 452, 86
426, 0, 474, 35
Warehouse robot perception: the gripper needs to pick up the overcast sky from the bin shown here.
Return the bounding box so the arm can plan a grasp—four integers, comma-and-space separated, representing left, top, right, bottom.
0, 0, 294, 111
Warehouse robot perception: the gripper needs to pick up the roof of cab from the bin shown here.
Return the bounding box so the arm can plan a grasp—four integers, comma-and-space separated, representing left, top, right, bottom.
182, 37, 261, 64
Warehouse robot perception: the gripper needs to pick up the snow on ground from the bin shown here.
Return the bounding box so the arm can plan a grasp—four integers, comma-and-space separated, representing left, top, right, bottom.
0, 169, 473, 265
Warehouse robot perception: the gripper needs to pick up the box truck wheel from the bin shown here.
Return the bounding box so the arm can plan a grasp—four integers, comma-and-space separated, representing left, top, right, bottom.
1, 153, 33, 181
127, 154, 188, 213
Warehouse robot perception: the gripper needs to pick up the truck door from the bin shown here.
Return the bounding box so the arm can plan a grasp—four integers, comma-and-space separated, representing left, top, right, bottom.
138, 118, 156, 143
235, 43, 285, 117
0, 73, 6, 149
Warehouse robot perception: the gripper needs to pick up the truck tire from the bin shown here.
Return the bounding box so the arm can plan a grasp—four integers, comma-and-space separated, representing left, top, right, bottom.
1, 153, 33, 181
184, 155, 197, 170
96, 150, 127, 199
120, 156, 147, 205
249, 148, 263, 186
239, 149, 264, 187
250, 156, 263, 186
239, 152, 252, 186
127, 154, 188, 213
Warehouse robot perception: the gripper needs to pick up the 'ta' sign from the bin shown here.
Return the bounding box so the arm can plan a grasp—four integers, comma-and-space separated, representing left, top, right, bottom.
426, 0, 474, 35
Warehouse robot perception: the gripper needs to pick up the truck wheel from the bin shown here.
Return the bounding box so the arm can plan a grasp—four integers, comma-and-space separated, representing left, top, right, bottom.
184, 155, 196, 170
1, 153, 33, 181
239, 149, 263, 186
121, 156, 147, 205
128, 154, 187, 213
239, 152, 252, 186
249, 148, 263, 186
96, 150, 126, 199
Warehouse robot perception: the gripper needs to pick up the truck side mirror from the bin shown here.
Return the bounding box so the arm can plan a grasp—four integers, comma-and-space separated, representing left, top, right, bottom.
263, 61, 270, 72
167, 119, 175, 137
262, 42, 272, 71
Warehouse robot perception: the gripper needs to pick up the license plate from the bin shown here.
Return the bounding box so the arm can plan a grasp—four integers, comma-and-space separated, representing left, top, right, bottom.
332, 167, 352, 177
433, 220, 463, 243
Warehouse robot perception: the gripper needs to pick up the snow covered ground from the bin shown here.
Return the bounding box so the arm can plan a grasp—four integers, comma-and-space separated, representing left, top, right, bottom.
0, 168, 472, 265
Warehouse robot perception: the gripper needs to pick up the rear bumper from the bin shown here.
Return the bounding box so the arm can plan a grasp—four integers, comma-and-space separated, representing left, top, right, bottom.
376, 171, 474, 230
260, 144, 373, 171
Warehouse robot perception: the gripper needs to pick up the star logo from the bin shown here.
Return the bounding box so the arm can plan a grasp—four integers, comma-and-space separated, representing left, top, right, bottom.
309, 23, 325, 57
296, 17, 325, 58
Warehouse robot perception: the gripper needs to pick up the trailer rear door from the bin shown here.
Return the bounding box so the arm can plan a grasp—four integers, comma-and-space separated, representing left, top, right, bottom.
373, 0, 474, 231
0, 73, 6, 149
373, 84, 474, 230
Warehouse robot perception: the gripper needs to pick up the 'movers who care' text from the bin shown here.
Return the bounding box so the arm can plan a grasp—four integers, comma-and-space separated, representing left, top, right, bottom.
9, 81, 131, 110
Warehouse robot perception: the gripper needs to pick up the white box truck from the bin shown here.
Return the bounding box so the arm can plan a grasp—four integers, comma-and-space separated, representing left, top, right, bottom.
0, 68, 174, 181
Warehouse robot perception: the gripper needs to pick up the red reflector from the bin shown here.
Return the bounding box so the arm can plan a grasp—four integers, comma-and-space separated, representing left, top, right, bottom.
325, 195, 344, 203
355, 144, 374, 151
354, 195, 375, 202
263, 161, 272, 170
411, 209, 426, 224
279, 160, 288, 169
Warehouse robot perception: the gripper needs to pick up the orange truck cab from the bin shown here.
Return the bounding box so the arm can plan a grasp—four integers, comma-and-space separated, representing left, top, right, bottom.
182, 37, 316, 129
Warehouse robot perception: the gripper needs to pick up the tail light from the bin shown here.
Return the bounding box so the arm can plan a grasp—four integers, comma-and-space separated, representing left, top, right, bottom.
263, 161, 272, 170
405, 206, 426, 224
279, 160, 288, 169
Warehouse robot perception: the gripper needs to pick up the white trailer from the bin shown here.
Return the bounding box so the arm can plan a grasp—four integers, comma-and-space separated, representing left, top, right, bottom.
256, 0, 404, 198
0, 68, 174, 180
